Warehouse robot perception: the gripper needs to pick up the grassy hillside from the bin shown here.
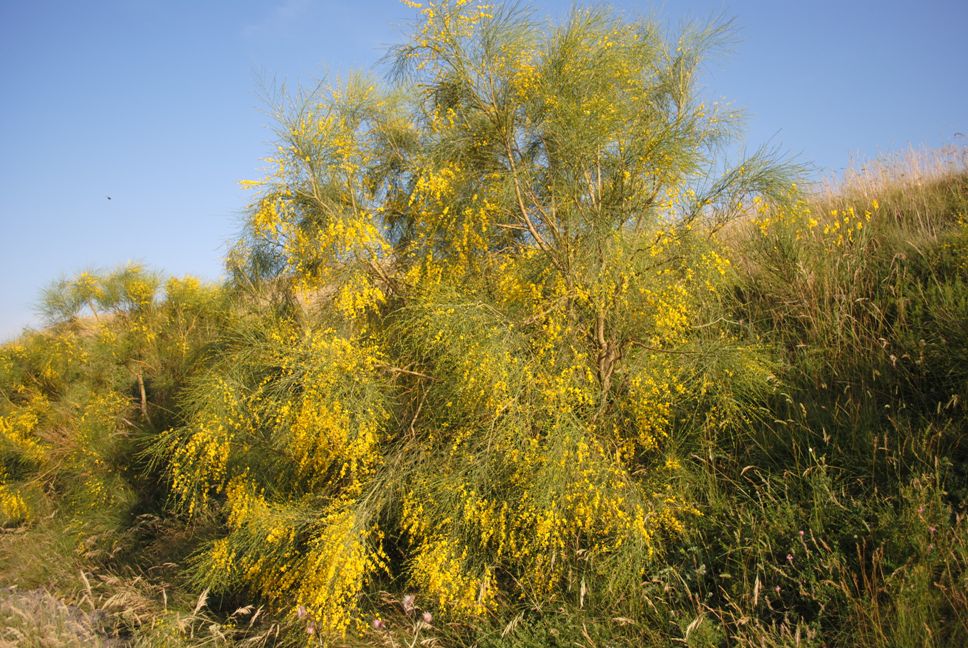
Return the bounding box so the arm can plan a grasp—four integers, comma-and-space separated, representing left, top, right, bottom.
3, 150, 965, 647
2, 3, 966, 645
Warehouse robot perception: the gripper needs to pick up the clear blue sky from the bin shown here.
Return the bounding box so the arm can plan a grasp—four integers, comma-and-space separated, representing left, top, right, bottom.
2, 0, 966, 341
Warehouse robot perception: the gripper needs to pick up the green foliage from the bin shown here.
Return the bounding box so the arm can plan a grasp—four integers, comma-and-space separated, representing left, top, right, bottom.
183, 1, 793, 637
0, 2, 966, 646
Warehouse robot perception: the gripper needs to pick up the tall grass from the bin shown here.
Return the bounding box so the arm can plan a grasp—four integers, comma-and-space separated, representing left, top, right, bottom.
678, 147, 968, 647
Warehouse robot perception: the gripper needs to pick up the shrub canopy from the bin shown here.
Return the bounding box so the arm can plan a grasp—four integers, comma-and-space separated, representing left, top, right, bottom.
196, 0, 794, 634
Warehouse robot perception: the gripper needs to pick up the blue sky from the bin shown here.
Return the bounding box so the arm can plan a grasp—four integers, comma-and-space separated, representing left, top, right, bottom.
1, 0, 966, 341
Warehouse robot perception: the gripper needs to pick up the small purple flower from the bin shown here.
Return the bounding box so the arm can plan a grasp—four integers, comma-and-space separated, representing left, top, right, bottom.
296, 605, 307, 620
929, 526, 937, 534
372, 618, 385, 631
798, 530, 805, 538
774, 585, 781, 594
306, 621, 316, 635
786, 553, 794, 563
422, 611, 433, 624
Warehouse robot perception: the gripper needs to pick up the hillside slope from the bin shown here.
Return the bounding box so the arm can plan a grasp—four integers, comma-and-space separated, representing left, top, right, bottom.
2, 150, 966, 647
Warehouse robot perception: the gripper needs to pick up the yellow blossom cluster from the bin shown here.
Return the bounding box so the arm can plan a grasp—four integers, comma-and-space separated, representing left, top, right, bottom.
627, 358, 686, 450
752, 191, 880, 250
409, 533, 496, 615
273, 330, 388, 491
168, 417, 233, 518
0, 398, 47, 467
0, 481, 29, 525
820, 200, 877, 247
166, 376, 241, 518
295, 505, 387, 636
403, 0, 495, 70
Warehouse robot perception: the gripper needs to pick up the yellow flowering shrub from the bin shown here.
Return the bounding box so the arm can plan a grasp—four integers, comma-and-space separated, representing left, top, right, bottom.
198, 2, 789, 635
0, 301, 152, 546
4, 3, 966, 644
